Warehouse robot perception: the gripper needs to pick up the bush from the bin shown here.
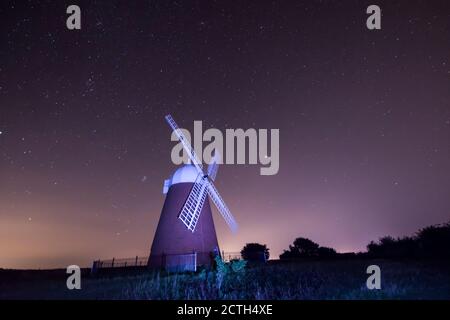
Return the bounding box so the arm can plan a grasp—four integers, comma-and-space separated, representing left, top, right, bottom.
367, 222, 450, 259
280, 237, 337, 260
241, 243, 269, 262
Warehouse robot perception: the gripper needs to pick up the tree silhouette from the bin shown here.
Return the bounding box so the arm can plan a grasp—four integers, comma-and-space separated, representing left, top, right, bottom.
291, 237, 319, 257
318, 246, 337, 258
241, 243, 269, 262
280, 238, 339, 260
281, 237, 320, 259
416, 223, 450, 258
366, 222, 450, 259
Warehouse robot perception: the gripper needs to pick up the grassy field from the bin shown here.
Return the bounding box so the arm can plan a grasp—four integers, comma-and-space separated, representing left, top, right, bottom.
1, 259, 449, 300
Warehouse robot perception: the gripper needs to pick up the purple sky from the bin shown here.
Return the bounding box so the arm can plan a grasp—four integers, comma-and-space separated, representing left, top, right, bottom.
1, 0, 450, 269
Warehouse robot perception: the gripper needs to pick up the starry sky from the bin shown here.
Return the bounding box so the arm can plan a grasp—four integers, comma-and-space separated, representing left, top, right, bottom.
1, 0, 450, 269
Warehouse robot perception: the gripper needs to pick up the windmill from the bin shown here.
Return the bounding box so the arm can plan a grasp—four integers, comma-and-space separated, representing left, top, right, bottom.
147, 115, 238, 270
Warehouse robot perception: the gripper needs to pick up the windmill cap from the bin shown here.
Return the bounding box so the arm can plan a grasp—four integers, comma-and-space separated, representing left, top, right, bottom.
170, 164, 199, 185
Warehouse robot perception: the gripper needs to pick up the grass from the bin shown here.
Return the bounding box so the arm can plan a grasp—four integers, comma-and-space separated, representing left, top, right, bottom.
1, 259, 449, 299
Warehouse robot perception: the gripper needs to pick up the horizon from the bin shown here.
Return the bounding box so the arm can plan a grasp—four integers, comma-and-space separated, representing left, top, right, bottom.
1, 217, 447, 270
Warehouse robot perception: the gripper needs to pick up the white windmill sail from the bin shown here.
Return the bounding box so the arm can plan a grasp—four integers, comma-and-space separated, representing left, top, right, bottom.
178, 174, 209, 231
207, 151, 220, 181
206, 181, 238, 232
165, 114, 238, 233
165, 114, 203, 173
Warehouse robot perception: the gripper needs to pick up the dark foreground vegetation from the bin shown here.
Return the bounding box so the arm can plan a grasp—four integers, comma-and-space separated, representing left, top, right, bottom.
1, 258, 449, 300
1, 222, 449, 299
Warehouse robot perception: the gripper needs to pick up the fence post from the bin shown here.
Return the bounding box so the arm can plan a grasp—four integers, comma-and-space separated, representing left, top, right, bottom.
135, 255, 138, 266
194, 251, 197, 272
91, 260, 98, 275
111, 257, 115, 268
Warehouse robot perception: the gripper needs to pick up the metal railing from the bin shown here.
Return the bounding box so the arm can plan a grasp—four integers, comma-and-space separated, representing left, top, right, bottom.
91, 251, 249, 274
221, 251, 242, 262
92, 256, 148, 270
222, 251, 268, 262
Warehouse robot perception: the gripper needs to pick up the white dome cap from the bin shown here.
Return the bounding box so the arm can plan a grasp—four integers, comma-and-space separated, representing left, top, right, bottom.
170, 164, 199, 185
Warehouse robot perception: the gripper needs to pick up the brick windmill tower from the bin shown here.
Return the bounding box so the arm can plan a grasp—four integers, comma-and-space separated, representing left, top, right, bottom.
148, 115, 238, 270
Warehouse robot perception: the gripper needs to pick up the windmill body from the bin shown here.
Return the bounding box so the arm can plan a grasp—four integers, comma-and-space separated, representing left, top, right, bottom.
148, 165, 219, 268
148, 115, 238, 270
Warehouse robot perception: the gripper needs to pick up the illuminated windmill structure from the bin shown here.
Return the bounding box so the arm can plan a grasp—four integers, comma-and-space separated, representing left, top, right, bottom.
148, 115, 238, 270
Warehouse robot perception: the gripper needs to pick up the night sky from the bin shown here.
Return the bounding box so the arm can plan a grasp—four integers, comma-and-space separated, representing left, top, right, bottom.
1, 0, 450, 269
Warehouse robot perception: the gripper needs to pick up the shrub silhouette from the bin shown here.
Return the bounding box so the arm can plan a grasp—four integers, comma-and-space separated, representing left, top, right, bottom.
416, 223, 450, 258
367, 222, 450, 259
280, 237, 337, 260
318, 246, 338, 258
240, 243, 269, 262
